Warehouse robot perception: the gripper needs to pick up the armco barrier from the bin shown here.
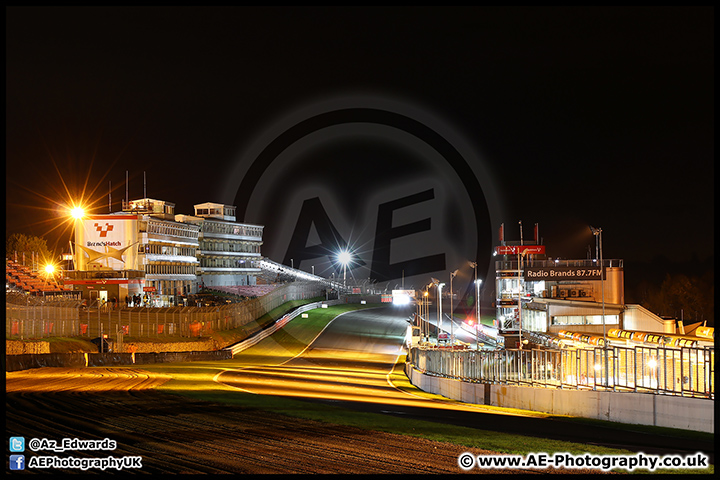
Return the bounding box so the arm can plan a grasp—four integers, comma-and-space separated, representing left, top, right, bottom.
5, 349, 232, 372
227, 299, 343, 355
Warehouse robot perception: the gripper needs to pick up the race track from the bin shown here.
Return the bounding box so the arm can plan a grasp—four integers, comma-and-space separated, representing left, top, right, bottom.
6, 367, 518, 474
5, 306, 712, 474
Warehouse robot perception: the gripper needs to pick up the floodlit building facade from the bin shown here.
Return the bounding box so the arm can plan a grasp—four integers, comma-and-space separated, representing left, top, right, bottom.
494, 224, 674, 347
65, 198, 262, 306
179, 202, 263, 288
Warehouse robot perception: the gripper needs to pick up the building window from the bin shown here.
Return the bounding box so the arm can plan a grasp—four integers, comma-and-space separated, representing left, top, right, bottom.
552, 315, 619, 326
585, 314, 619, 325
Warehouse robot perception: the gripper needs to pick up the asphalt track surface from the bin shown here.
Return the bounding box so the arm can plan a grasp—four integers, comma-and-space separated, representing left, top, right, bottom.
217, 307, 714, 461
5, 306, 714, 474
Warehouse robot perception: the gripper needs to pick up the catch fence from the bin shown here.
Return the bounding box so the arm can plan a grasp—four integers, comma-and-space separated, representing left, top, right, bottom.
6, 282, 324, 341
408, 344, 714, 399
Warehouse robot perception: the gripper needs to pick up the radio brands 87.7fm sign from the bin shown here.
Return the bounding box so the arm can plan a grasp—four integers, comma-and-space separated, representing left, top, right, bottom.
524, 266, 603, 281
222, 96, 503, 298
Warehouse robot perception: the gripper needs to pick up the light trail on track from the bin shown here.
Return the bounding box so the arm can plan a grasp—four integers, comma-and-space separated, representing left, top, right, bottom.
215, 305, 715, 464
216, 306, 510, 413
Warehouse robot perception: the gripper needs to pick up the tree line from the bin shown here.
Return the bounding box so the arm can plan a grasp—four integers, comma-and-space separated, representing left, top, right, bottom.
633, 271, 714, 326
5, 233, 55, 265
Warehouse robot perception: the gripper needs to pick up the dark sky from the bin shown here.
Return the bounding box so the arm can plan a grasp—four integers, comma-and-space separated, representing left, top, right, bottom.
6, 7, 714, 284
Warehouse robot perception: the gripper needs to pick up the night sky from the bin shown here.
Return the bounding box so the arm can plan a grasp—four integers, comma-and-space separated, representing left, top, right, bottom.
6, 7, 714, 294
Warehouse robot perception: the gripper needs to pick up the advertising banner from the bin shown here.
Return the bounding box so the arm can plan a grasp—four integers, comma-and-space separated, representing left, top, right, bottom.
75, 215, 139, 271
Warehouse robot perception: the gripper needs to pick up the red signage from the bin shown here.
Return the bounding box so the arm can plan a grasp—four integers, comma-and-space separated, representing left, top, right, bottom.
64, 279, 133, 285
495, 245, 545, 255
143, 286, 157, 292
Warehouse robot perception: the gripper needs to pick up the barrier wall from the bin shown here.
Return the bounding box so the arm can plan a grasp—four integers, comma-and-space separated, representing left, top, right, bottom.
5, 297, 336, 372
6, 281, 325, 340
405, 363, 714, 433
5, 349, 232, 372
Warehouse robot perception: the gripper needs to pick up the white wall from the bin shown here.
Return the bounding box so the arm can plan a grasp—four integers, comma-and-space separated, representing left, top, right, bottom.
405, 364, 713, 433
623, 304, 676, 333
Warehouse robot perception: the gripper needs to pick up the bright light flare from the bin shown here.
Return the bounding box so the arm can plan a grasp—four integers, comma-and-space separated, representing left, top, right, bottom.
44, 264, 56, 275
392, 294, 411, 306
337, 250, 351, 266
70, 206, 85, 219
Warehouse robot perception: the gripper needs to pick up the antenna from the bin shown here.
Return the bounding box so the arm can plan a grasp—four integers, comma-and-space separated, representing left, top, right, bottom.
125, 170, 129, 206
109, 180, 112, 212
143, 171, 147, 199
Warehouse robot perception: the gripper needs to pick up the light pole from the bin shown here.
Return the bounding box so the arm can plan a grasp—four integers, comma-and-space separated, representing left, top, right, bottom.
437, 282, 444, 344
469, 261, 478, 322
517, 251, 523, 349
476, 278, 482, 351
423, 289, 429, 343
449, 269, 458, 346
516, 249, 531, 350
338, 250, 351, 290
469, 261, 483, 351
590, 225, 608, 387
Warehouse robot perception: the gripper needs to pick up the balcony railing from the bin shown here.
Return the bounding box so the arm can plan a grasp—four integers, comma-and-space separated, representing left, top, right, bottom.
495, 258, 623, 271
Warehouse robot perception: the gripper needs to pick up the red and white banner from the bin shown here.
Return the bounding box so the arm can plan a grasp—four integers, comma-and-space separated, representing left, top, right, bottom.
75, 215, 139, 271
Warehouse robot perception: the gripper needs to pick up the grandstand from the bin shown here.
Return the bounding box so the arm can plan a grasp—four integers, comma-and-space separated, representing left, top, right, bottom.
6, 255, 335, 302
6, 259, 68, 296
204, 258, 346, 300
210, 284, 278, 298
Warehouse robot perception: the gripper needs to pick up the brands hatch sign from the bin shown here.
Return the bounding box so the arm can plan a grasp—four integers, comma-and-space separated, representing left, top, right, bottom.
75, 216, 139, 271
524, 266, 603, 281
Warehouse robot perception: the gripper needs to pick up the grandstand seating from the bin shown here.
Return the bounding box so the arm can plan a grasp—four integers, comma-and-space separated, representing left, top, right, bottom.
5, 259, 65, 295
8, 258, 274, 298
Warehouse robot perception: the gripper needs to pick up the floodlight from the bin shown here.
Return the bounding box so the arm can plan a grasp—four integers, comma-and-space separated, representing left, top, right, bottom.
70, 206, 85, 219
337, 250, 351, 266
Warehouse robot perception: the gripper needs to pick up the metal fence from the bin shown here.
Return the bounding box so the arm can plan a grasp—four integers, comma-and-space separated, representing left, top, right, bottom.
408, 345, 714, 399
6, 282, 325, 341
6, 294, 83, 338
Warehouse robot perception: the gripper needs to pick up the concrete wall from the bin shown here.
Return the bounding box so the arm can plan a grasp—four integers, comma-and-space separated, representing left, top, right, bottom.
405, 364, 714, 433
623, 304, 676, 333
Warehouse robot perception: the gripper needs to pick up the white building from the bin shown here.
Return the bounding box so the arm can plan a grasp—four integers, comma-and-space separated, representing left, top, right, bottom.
494, 238, 674, 347
179, 202, 263, 288
67, 199, 263, 306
